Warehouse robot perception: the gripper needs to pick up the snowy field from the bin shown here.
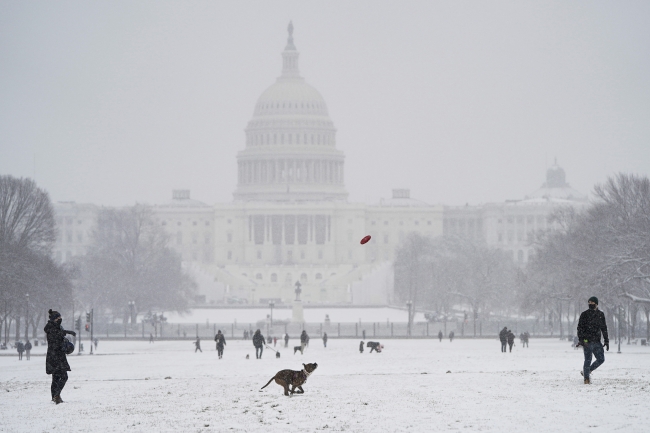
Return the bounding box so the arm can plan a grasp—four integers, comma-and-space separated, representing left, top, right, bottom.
1, 338, 649, 432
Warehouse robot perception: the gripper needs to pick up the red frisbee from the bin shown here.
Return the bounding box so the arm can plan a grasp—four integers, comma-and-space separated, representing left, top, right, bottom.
360, 235, 371, 245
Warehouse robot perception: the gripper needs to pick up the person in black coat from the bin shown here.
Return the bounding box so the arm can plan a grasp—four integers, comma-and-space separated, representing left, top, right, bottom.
322, 332, 328, 348
449, 331, 455, 342
16, 341, 24, 360
577, 296, 609, 384
214, 330, 226, 359
300, 330, 309, 352
438, 330, 443, 342
44, 309, 76, 404
499, 327, 508, 353
359, 340, 364, 353
25, 340, 32, 360
252, 329, 265, 359
284, 333, 289, 348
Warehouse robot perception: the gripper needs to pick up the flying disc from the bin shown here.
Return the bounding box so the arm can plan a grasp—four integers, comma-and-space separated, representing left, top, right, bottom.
360, 235, 371, 245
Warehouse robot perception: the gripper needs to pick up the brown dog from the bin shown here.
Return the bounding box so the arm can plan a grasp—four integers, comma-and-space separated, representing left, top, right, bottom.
260, 362, 318, 396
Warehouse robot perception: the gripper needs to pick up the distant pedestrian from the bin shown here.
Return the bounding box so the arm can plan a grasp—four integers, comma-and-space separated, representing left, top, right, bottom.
300, 330, 309, 352
273, 337, 277, 347
359, 341, 364, 353
362, 330, 366, 340
25, 340, 32, 361
523, 332, 529, 348
577, 296, 609, 385
214, 330, 226, 359
438, 331, 443, 342
253, 329, 265, 359
507, 330, 515, 352
149, 333, 154, 343
449, 331, 454, 342
499, 327, 508, 353
93, 338, 98, 351
16, 341, 24, 360
194, 337, 202, 353
45, 309, 76, 404
183, 331, 187, 338
323, 332, 328, 348
284, 333, 289, 348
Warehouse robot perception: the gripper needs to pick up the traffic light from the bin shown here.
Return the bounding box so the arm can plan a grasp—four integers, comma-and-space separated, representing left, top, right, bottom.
85, 323, 90, 332
75, 317, 81, 331
86, 312, 91, 323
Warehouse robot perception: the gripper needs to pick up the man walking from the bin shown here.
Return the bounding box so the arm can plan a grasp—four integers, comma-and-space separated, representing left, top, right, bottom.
194, 337, 202, 353
577, 296, 609, 384
507, 329, 515, 352
214, 330, 226, 359
253, 329, 265, 359
438, 330, 443, 342
25, 340, 32, 360
499, 327, 508, 353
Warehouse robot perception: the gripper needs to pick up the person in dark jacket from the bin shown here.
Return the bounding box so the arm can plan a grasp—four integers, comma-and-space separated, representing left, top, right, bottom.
577, 296, 609, 384
194, 337, 202, 353
25, 340, 32, 360
284, 333, 289, 348
44, 309, 76, 404
253, 329, 265, 359
507, 330, 515, 352
449, 331, 455, 342
438, 330, 443, 342
300, 330, 309, 352
322, 332, 328, 348
359, 340, 364, 353
214, 330, 226, 359
16, 341, 24, 360
499, 327, 508, 353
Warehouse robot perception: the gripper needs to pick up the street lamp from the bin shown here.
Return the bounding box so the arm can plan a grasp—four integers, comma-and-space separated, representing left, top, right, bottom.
406, 301, 413, 337
269, 301, 275, 327
25, 293, 29, 342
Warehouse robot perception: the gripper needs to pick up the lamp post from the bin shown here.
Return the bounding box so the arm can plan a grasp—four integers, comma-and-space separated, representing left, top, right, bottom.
269, 301, 275, 328
406, 301, 413, 337
25, 293, 29, 342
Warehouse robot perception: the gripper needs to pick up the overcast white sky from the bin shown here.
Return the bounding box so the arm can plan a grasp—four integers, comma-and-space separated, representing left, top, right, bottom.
1, 1, 648, 207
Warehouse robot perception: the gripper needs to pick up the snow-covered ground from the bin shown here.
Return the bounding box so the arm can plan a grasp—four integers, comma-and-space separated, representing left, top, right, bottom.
1, 338, 649, 432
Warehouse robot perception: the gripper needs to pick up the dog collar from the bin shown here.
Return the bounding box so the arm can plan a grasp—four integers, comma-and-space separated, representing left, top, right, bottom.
302, 369, 312, 382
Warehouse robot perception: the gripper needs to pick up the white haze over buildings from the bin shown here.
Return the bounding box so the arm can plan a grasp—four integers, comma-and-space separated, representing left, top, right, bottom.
1, 1, 649, 207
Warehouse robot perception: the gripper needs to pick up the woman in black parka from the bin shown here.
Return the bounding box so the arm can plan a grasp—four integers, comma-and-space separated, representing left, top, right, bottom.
44, 309, 76, 404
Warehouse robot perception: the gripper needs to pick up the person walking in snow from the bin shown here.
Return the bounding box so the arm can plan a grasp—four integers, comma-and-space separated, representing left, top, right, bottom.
577, 296, 609, 384
94, 338, 98, 351
16, 341, 24, 360
25, 340, 32, 360
284, 333, 289, 348
149, 333, 154, 343
523, 332, 529, 348
438, 330, 443, 342
300, 330, 309, 352
507, 330, 515, 352
194, 337, 202, 353
253, 329, 265, 359
322, 332, 328, 348
44, 309, 76, 404
214, 330, 226, 359
449, 331, 455, 342
499, 327, 508, 353
359, 341, 364, 354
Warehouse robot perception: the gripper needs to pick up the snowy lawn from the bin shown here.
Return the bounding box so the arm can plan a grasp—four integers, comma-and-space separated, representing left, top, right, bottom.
1, 338, 649, 432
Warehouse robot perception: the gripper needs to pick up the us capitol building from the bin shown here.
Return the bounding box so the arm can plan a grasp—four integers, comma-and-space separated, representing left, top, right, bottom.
52, 24, 587, 306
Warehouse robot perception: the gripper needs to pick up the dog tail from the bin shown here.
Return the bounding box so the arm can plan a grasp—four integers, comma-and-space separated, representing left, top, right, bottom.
260, 376, 275, 390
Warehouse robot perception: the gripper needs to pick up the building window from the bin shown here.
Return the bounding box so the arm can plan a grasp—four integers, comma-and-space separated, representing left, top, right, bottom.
256, 273, 263, 280
227, 251, 232, 260
271, 273, 277, 282
315, 273, 322, 280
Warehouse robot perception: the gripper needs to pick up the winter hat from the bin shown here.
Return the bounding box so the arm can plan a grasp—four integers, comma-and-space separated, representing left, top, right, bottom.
48, 309, 61, 321
588, 296, 599, 305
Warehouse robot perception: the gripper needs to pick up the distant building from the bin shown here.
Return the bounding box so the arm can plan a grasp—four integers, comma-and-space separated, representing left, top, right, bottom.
443, 161, 588, 264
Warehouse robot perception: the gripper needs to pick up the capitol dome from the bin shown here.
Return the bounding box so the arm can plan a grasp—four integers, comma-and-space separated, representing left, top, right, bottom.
233, 22, 347, 202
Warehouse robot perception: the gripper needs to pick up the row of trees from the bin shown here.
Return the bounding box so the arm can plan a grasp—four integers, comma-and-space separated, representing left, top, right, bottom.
0, 175, 196, 343
0, 175, 72, 343
394, 173, 650, 340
